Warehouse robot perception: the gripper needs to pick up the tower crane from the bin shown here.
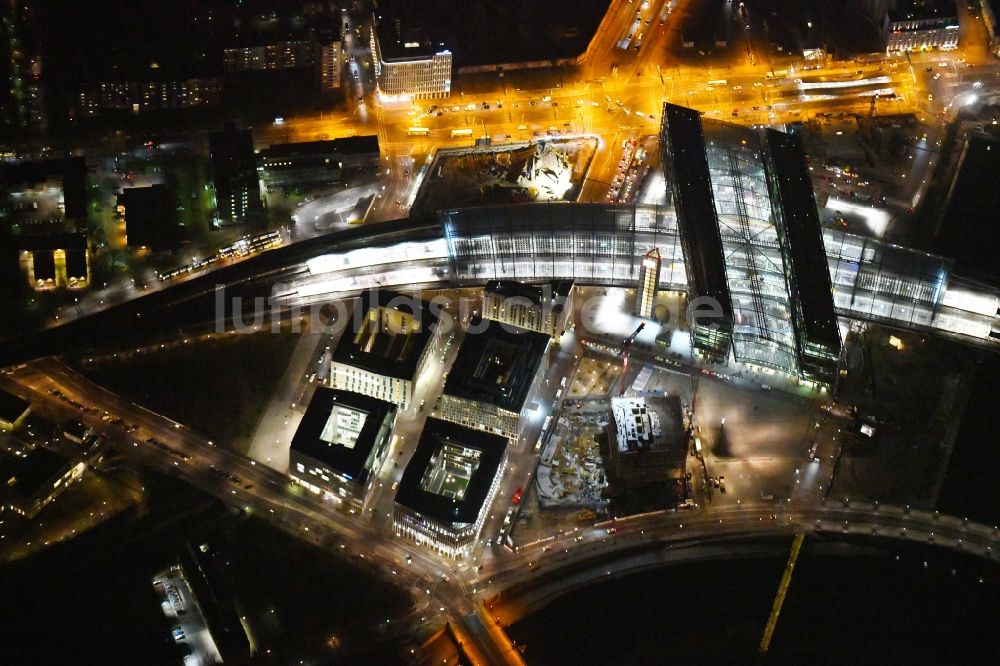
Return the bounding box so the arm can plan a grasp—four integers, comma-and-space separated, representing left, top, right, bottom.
618, 322, 645, 397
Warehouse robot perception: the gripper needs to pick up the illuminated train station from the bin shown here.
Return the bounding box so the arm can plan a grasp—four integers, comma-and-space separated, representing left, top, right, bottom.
660, 103, 840, 385
275, 204, 1000, 377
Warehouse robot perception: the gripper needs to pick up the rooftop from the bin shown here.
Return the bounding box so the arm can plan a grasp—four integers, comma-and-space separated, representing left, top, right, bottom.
660, 103, 734, 320
394, 417, 506, 525
0, 447, 69, 501
118, 184, 178, 252
0, 156, 87, 219
484, 279, 573, 310
0, 388, 30, 425
331, 290, 439, 381
16, 232, 88, 252
374, 7, 447, 62
443, 316, 549, 413
764, 128, 841, 351
889, 0, 958, 23
260, 136, 380, 160
938, 132, 1000, 282
290, 387, 395, 485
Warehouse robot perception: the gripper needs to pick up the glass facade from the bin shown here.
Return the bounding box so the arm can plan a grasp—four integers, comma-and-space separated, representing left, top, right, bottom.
442, 203, 688, 290
703, 122, 799, 374
275, 204, 1000, 356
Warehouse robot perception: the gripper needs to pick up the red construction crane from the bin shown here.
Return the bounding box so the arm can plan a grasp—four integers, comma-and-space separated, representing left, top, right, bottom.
619, 323, 645, 397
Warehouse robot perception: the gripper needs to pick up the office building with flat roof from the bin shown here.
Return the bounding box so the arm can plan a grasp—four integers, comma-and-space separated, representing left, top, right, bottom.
606, 395, 686, 486
209, 124, 262, 224
435, 316, 549, 442
118, 185, 178, 252
393, 417, 507, 558
886, 0, 959, 52
369, 8, 452, 99
289, 387, 396, 511
329, 289, 440, 409
660, 103, 734, 363
259, 136, 380, 188
0, 447, 86, 518
481, 279, 574, 340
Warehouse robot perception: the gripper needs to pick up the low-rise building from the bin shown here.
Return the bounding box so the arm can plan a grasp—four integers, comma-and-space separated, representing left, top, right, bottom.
0, 447, 86, 518
481, 279, 574, 340
288, 387, 396, 512
393, 418, 507, 558
435, 316, 549, 442
329, 290, 440, 410
258, 136, 380, 188
0, 388, 31, 432
0, 156, 88, 232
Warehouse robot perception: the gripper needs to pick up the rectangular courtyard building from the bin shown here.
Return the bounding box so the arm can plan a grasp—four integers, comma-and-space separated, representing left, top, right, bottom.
288, 387, 396, 512
393, 418, 507, 558
481, 279, 574, 340
329, 290, 440, 410
763, 129, 842, 388
435, 316, 549, 442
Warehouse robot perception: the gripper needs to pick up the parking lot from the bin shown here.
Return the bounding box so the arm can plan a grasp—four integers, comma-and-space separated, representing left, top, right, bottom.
152, 566, 223, 665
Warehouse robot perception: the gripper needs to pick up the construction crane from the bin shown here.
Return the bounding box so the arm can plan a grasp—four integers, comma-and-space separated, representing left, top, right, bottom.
618, 323, 645, 397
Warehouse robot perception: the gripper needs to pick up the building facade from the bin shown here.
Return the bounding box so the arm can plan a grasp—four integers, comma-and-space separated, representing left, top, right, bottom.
370, 17, 451, 99
259, 136, 380, 188
481, 279, 574, 339
885, 1, 959, 52
223, 40, 317, 71
320, 41, 343, 90
77, 78, 223, 117
636, 248, 661, 318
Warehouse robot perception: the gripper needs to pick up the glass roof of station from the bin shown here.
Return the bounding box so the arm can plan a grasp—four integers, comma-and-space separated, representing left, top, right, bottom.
703, 123, 798, 374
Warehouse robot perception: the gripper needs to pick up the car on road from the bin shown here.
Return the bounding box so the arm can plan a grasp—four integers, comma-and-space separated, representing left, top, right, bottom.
172, 627, 185, 641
